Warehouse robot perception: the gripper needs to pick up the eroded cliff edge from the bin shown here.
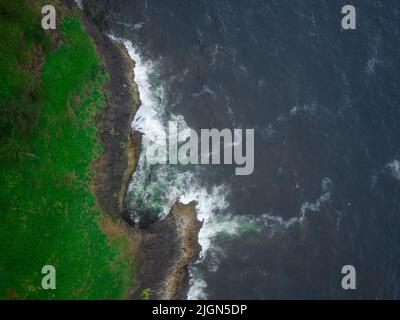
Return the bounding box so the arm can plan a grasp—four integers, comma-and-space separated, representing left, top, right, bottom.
71, 0, 203, 299
80, 15, 141, 216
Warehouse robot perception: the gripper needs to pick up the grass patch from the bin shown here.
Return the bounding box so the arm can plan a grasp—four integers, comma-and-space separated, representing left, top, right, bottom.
0, 2, 135, 299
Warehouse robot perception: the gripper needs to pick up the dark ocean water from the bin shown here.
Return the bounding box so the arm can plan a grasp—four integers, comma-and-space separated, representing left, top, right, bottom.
102, 0, 400, 299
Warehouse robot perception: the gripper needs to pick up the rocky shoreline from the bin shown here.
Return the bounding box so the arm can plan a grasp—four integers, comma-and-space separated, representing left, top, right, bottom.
66, 0, 202, 300
134, 202, 202, 300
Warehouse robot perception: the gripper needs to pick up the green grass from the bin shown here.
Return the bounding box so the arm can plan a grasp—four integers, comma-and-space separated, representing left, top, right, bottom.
0, 0, 51, 146
0, 2, 135, 299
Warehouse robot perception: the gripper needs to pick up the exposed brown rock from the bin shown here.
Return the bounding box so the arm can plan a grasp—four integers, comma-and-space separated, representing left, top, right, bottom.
79, 13, 141, 216
133, 202, 203, 300
119, 131, 142, 215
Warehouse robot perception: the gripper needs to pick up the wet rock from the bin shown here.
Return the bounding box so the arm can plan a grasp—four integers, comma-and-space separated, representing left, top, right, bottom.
134, 202, 203, 300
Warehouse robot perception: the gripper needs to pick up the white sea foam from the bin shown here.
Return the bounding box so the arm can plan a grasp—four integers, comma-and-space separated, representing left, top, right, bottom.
121, 40, 166, 141
74, 0, 83, 9
187, 176, 333, 299
290, 103, 317, 117
180, 185, 231, 258
387, 160, 400, 181
114, 20, 145, 30
261, 177, 333, 228
109, 35, 246, 299
187, 272, 208, 300
366, 56, 378, 75
372, 160, 400, 188
109, 34, 333, 300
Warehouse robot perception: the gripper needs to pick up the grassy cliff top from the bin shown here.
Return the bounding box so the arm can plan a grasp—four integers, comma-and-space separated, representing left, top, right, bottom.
0, 0, 136, 299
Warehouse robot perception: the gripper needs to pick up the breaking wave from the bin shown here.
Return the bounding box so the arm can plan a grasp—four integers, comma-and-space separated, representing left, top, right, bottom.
109, 35, 250, 299
109, 34, 334, 300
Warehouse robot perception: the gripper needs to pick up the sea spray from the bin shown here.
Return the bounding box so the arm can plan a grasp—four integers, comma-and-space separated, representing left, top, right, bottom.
108, 35, 334, 300
108, 36, 250, 298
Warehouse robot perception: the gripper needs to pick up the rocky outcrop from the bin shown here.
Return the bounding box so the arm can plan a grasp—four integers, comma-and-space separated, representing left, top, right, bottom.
76, 1, 202, 300
134, 202, 203, 300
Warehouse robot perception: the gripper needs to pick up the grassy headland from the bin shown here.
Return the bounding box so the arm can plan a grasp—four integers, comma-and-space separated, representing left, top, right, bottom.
0, 0, 136, 299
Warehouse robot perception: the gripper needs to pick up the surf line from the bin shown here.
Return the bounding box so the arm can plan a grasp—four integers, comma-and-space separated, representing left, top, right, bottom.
145, 121, 255, 176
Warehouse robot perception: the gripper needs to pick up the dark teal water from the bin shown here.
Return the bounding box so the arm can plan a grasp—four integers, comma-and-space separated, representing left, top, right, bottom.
100, 0, 400, 299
